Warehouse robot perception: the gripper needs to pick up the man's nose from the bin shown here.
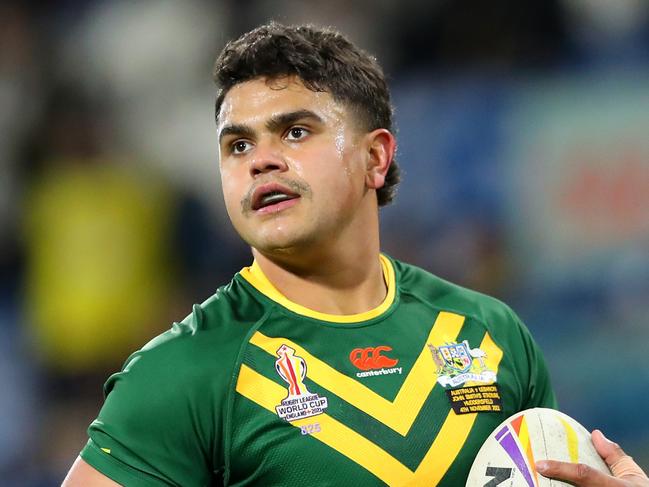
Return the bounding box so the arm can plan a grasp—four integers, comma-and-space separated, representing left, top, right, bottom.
249, 140, 288, 177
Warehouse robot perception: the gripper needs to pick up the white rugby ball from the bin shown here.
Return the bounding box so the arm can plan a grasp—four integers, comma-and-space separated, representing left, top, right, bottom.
467, 408, 610, 486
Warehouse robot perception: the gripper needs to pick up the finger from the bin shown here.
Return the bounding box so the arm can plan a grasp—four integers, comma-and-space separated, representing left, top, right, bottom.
592, 430, 649, 480
536, 459, 617, 487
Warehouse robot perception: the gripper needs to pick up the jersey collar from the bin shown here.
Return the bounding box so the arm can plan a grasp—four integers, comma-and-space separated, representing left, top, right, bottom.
239, 254, 396, 323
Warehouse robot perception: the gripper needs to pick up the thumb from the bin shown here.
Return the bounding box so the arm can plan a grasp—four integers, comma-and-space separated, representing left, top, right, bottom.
592, 430, 648, 480
592, 429, 624, 465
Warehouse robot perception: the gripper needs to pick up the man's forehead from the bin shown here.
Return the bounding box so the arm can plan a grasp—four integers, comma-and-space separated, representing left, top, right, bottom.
229, 75, 317, 98
217, 76, 344, 128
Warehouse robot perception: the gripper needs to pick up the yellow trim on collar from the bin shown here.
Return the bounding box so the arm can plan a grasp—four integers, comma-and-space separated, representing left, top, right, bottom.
239, 254, 396, 323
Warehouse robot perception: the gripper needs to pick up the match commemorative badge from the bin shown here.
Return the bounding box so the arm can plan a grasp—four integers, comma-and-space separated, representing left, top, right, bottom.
274, 344, 328, 422
428, 340, 496, 388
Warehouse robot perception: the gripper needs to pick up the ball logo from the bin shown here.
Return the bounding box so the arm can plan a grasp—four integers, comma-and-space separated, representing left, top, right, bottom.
349, 346, 402, 378
492, 416, 539, 487
483, 466, 513, 486
274, 344, 328, 423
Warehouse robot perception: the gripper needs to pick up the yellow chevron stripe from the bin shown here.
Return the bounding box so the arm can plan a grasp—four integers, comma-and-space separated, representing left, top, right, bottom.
409, 332, 503, 485
236, 365, 411, 485
236, 327, 505, 486
249, 311, 465, 436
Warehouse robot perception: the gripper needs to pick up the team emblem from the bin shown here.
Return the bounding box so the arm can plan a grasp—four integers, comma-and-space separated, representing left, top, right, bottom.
274, 344, 328, 422
438, 342, 472, 373
428, 340, 496, 388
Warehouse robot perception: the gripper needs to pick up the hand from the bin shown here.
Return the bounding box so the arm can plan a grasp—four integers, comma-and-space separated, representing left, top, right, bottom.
536, 429, 649, 486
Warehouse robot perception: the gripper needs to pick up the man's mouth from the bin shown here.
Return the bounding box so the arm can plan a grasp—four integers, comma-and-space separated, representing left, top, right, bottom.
256, 191, 295, 208
251, 184, 300, 211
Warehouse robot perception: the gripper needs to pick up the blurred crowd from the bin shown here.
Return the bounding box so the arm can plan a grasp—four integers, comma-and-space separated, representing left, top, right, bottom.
1, 1, 648, 485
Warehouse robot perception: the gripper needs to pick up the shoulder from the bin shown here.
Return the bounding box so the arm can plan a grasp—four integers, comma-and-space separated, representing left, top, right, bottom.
392, 257, 523, 334
393, 257, 556, 400
146, 275, 267, 344
84, 273, 275, 484
108, 274, 269, 394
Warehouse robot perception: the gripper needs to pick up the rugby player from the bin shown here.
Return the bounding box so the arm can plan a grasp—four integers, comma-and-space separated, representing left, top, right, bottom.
63, 22, 647, 486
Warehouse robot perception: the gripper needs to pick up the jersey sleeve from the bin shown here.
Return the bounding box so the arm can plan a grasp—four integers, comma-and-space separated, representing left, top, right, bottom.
80, 306, 227, 487
508, 308, 558, 411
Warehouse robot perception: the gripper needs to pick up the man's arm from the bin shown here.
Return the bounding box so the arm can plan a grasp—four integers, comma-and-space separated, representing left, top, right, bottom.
62, 456, 122, 487
536, 430, 649, 486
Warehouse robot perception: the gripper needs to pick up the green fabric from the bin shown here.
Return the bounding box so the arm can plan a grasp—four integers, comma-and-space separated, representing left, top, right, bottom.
81, 439, 172, 487
82, 256, 556, 486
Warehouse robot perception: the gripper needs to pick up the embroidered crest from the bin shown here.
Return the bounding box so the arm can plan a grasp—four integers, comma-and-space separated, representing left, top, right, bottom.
274, 344, 328, 422
428, 340, 496, 388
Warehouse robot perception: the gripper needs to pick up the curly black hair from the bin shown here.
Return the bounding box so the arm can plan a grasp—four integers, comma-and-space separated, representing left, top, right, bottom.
212, 22, 400, 207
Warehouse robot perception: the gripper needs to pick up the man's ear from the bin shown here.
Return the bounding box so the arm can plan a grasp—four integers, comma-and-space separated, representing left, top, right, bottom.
365, 129, 396, 190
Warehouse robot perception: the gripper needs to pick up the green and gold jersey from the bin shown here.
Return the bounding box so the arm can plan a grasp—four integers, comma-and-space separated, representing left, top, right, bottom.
80, 255, 556, 486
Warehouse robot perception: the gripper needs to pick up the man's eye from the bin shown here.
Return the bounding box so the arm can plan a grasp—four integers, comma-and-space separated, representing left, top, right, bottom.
286, 127, 309, 141
231, 140, 252, 154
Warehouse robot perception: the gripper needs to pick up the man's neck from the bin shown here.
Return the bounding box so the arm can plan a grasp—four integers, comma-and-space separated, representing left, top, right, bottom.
252, 247, 387, 316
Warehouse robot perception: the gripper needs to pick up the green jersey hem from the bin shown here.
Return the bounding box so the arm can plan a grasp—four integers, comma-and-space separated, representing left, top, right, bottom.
80, 439, 173, 487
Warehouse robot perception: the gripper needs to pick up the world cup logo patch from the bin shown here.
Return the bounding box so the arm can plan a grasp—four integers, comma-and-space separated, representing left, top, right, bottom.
274, 344, 328, 422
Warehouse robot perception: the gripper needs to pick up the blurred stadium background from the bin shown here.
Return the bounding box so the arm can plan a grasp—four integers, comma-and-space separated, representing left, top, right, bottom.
1, 0, 648, 484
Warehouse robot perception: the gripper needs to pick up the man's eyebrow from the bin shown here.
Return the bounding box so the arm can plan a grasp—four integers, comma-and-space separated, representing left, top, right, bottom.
218, 124, 255, 143
218, 110, 323, 143
266, 110, 324, 132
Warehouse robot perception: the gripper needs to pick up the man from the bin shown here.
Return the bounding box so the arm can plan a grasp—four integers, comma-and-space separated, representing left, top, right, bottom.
64, 22, 647, 486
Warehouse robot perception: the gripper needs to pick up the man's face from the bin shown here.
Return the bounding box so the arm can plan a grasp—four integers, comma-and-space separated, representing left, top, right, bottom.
217, 77, 375, 256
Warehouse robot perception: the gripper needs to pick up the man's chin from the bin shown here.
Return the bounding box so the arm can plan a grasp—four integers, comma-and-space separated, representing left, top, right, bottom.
250, 234, 318, 258
253, 242, 302, 256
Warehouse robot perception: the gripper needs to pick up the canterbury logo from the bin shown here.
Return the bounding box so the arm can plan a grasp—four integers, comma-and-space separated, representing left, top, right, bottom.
349, 346, 399, 370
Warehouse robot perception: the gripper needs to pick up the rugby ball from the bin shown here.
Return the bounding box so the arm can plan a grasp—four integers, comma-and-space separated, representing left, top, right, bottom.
467, 408, 610, 486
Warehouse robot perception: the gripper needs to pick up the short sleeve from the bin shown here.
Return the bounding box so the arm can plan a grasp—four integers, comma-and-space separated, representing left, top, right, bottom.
510, 309, 558, 410
80, 310, 227, 487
